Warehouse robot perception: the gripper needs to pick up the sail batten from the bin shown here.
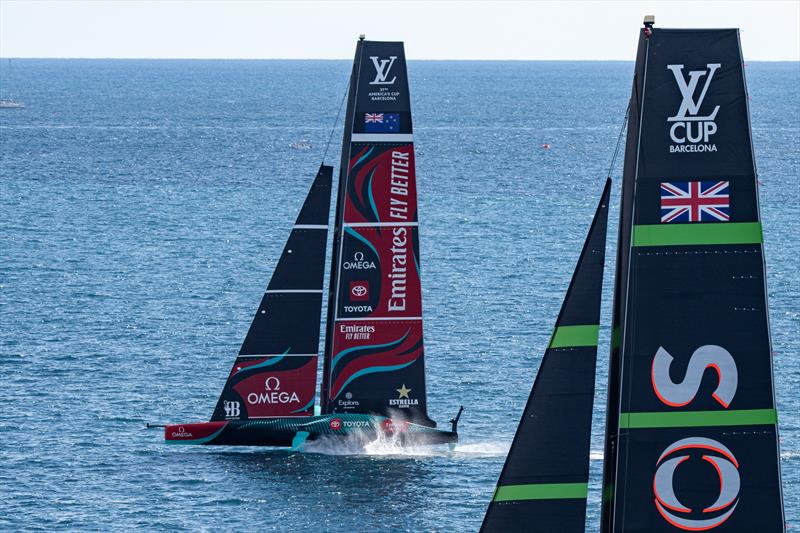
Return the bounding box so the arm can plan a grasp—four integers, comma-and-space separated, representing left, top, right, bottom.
481, 179, 611, 533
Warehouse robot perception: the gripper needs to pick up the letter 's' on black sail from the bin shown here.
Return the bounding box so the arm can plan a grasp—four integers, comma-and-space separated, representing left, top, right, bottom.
320, 39, 435, 426
601, 26, 785, 531
481, 180, 611, 533
211, 165, 332, 421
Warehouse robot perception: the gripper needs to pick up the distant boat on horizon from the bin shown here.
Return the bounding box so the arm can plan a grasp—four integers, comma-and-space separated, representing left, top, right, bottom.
0, 99, 25, 109
1, 58, 25, 108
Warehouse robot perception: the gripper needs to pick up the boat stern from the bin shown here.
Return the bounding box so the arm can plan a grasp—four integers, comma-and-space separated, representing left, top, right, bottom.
164, 421, 227, 445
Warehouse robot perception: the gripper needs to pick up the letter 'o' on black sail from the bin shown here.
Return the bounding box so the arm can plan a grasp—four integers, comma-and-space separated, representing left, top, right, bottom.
211, 165, 332, 421
481, 179, 611, 533
602, 26, 785, 532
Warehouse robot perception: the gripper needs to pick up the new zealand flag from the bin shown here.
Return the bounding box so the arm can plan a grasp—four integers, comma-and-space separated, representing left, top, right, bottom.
364, 113, 399, 133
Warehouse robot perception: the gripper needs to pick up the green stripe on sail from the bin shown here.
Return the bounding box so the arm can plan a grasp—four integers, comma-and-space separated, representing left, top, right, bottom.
493, 483, 588, 502
610, 327, 621, 350
602, 484, 614, 503
619, 408, 777, 429
632, 222, 763, 247
549, 325, 599, 348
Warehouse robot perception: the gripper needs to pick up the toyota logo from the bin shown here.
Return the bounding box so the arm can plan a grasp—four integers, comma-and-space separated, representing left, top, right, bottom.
351, 285, 367, 297
654, 437, 740, 530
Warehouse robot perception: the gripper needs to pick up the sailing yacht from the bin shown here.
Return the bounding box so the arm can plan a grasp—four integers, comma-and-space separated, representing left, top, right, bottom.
482, 17, 785, 532
163, 38, 461, 448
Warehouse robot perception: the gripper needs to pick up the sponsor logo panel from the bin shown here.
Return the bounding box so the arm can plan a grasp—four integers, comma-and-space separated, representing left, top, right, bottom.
389, 383, 419, 408
349, 281, 370, 301
231, 357, 316, 417
329, 319, 423, 407
337, 226, 421, 319
166, 422, 226, 441
344, 145, 417, 225
666, 63, 720, 153
366, 55, 402, 102
617, 426, 782, 532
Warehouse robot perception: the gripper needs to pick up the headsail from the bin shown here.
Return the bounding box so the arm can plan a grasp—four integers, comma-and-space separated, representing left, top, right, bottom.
321, 39, 434, 426
211, 165, 332, 421
482, 179, 611, 532
601, 26, 785, 531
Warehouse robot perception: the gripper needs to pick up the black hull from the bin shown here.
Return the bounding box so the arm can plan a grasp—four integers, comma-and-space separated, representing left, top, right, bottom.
165, 414, 457, 447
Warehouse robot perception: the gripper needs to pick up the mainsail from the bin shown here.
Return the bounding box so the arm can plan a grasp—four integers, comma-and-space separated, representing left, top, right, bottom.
601, 27, 785, 531
211, 165, 332, 421
481, 180, 611, 532
321, 39, 434, 426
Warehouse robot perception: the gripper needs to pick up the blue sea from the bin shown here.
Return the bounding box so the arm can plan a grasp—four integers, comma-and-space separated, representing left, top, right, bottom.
1, 59, 798, 532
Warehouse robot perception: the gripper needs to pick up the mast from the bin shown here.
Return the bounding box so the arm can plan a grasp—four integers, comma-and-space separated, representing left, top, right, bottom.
211, 165, 332, 421
321, 38, 435, 426
320, 37, 363, 413
481, 180, 611, 532
602, 19, 785, 531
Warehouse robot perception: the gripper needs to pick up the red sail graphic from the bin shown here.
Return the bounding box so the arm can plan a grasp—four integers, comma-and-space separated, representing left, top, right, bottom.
322, 40, 434, 426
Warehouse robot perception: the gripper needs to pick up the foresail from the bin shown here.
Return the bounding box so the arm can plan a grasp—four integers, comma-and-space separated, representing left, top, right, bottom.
211, 165, 332, 421
321, 40, 433, 425
481, 180, 611, 532
602, 27, 785, 531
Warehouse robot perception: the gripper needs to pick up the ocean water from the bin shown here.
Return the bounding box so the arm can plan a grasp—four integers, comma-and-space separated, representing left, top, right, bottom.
1, 59, 798, 532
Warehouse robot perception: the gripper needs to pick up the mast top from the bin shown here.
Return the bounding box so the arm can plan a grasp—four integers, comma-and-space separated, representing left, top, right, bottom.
643, 15, 655, 37
358, 34, 365, 41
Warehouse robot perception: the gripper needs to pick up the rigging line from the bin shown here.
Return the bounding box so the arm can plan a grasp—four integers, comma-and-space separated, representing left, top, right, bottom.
321, 78, 350, 164
606, 101, 631, 179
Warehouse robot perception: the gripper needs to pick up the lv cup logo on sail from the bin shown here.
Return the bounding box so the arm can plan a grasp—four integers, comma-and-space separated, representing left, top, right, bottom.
667, 63, 721, 152
369, 56, 398, 85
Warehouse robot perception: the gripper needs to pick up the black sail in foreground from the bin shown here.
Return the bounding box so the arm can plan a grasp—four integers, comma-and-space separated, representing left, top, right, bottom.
481, 179, 611, 533
210, 165, 332, 421
601, 27, 785, 531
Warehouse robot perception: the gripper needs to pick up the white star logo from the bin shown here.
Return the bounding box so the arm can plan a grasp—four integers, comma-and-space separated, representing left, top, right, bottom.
396, 384, 412, 399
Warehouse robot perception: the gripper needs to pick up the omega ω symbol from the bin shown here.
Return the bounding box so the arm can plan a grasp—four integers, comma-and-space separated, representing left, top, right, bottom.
653, 437, 740, 531
264, 376, 281, 391
354, 251, 365, 261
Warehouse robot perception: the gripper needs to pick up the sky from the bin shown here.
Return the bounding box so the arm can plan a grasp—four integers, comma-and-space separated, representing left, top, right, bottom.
1, 0, 798, 61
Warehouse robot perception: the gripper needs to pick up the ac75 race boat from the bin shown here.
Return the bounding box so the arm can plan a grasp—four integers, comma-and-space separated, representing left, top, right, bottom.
161, 37, 462, 449
481, 17, 784, 533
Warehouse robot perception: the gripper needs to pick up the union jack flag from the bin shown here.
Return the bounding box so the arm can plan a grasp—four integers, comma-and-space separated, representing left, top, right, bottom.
365, 113, 384, 123
660, 180, 730, 223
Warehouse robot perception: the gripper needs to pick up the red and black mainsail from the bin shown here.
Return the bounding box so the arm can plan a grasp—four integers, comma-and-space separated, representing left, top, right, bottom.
321, 39, 435, 426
